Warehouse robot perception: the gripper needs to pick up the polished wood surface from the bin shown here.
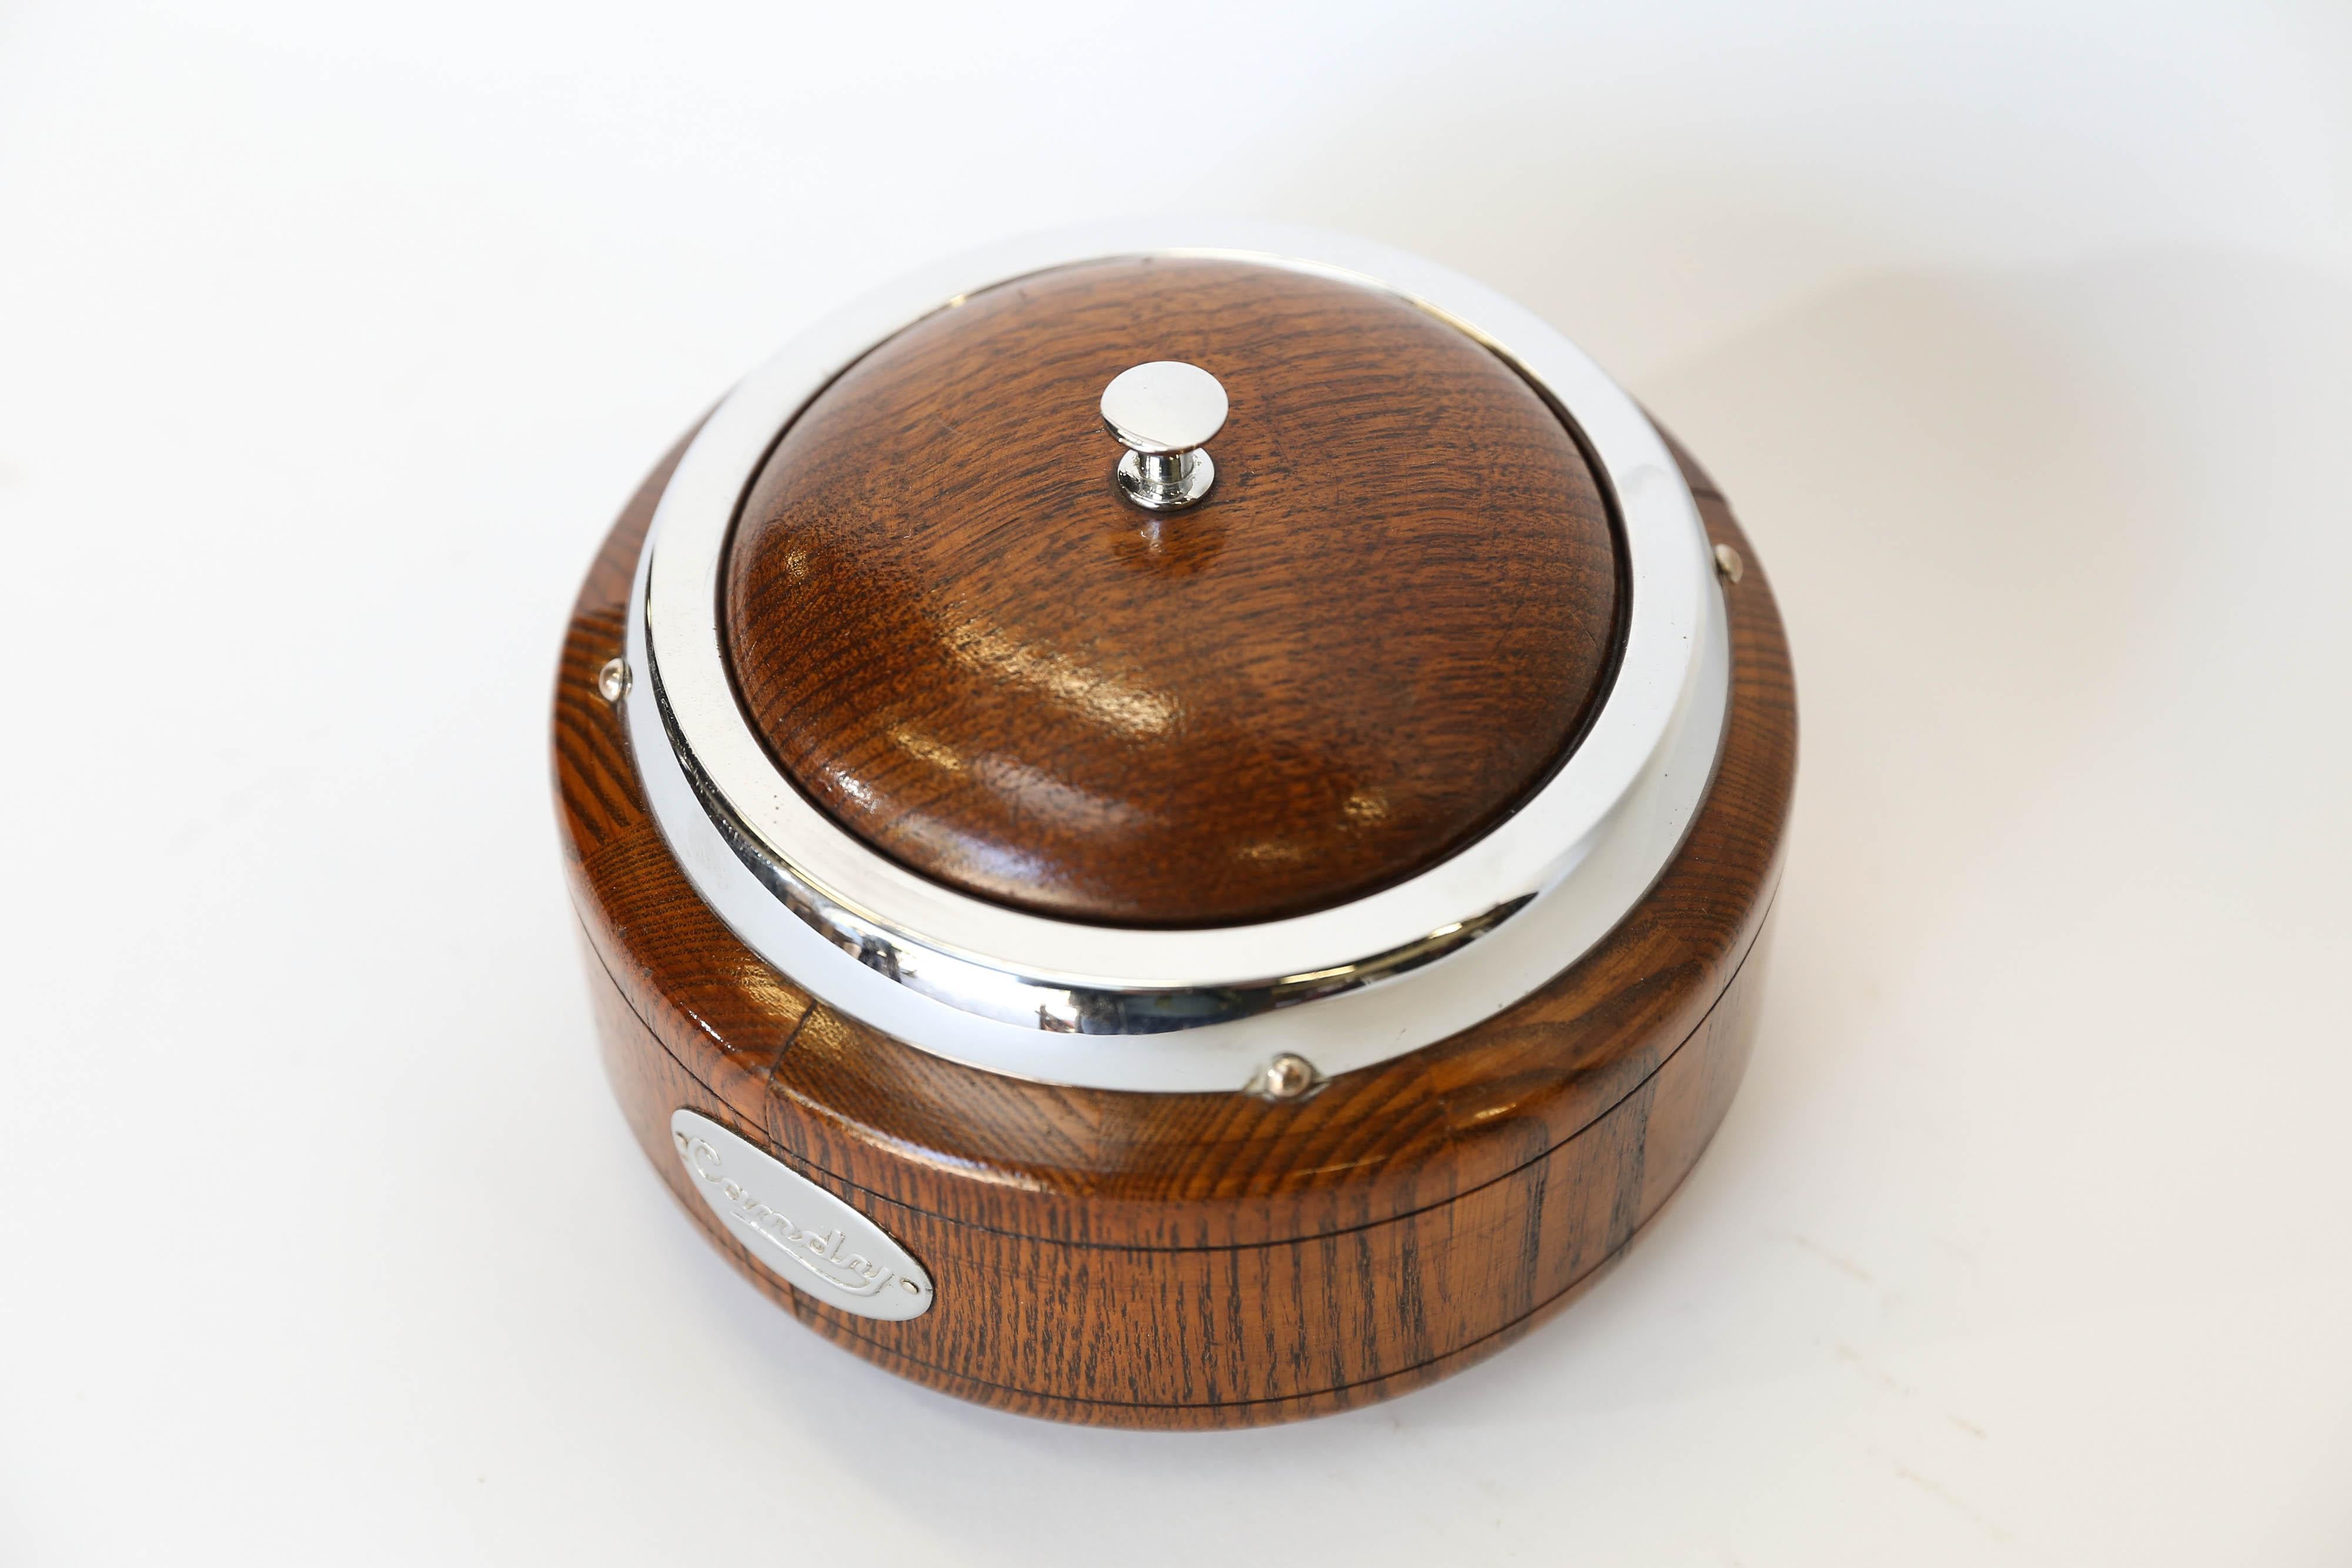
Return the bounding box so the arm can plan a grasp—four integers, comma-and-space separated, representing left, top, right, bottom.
554, 425, 1794, 1427
587, 917, 1770, 1424
723, 258, 1622, 927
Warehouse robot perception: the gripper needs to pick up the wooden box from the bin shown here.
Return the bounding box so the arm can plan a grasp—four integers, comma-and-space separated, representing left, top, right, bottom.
552, 226, 1795, 1428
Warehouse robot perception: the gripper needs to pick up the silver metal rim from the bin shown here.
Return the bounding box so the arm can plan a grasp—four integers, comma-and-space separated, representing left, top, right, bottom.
623, 220, 1728, 1092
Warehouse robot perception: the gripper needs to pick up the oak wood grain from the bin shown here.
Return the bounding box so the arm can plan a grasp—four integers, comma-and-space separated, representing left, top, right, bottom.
723, 258, 1623, 927
587, 914, 1769, 1425
552, 421, 1795, 1427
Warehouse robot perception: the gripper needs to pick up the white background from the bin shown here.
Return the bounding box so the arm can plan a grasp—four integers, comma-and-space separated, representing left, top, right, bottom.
3, 2, 2348, 1562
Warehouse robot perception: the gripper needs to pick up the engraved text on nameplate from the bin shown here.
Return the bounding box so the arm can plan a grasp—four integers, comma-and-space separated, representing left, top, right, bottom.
668, 1109, 935, 1321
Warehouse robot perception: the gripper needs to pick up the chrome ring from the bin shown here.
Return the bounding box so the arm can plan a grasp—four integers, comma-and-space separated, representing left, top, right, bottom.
623, 221, 1728, 1092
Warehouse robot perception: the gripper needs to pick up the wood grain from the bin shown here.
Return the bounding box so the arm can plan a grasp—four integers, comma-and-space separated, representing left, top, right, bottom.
553, 420, 1795, 1427
587, 914, 1770, 1425
723, 258, 1623, 927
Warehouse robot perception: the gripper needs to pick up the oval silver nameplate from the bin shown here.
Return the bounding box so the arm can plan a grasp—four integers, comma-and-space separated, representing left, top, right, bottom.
669, 1109, 934, 1321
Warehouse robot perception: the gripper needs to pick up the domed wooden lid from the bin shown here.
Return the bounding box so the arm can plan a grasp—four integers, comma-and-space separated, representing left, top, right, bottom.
723, 257, 1621, 928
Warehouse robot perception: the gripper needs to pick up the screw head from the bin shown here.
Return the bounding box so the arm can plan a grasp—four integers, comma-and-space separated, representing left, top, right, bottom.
597, 656, 631, 704
1253, 1052, 1319, 1101
1712, 542, 1745, 584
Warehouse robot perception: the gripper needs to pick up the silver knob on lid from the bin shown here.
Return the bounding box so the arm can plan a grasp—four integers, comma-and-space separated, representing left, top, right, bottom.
1100, 360, 1227, 510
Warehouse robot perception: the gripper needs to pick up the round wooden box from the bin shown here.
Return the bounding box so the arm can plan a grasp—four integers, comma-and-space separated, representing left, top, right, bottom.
552, 226, 1795, 1429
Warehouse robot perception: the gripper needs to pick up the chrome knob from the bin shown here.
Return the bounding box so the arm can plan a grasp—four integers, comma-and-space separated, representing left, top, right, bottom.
1100, 360, 1227, 510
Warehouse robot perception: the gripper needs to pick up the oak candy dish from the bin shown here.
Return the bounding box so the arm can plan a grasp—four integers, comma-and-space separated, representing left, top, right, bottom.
551, 222, 1796, 1427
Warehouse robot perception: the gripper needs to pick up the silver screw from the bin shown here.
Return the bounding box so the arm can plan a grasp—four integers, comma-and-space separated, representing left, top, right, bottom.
1251, 1052, 1319, 1102
1712, 542, 1745, 584
597, 656, 631, 704
1101, 361, 1228, 511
